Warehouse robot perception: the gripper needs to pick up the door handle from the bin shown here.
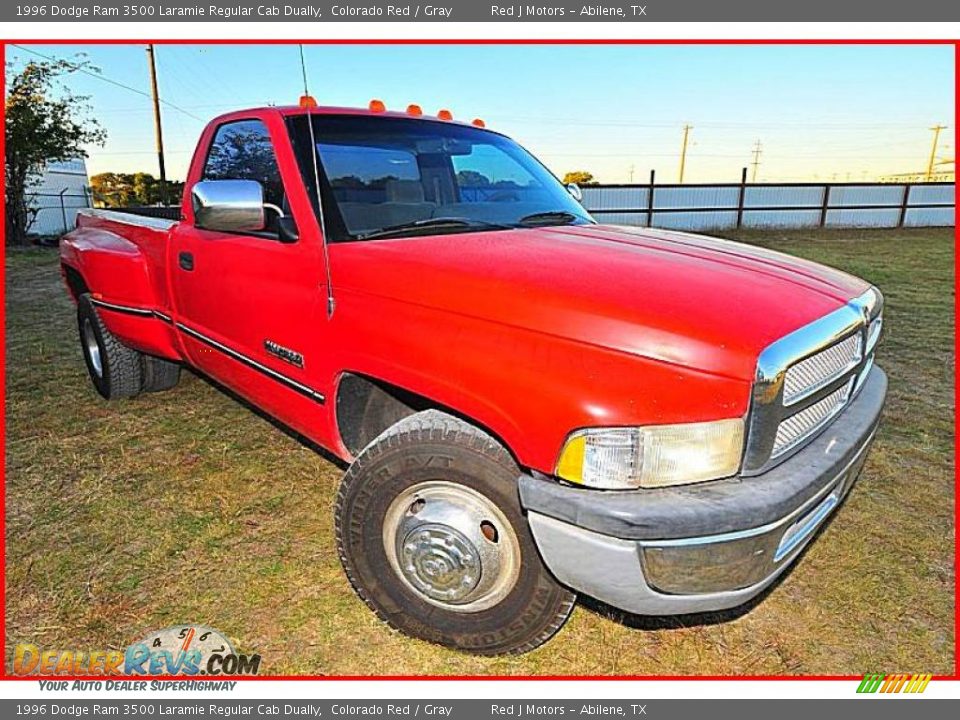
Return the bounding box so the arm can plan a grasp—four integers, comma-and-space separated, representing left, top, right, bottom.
178, 252, 194, 271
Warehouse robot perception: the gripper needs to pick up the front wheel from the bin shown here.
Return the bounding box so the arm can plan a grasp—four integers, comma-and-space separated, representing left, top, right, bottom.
335, 410, 575, 655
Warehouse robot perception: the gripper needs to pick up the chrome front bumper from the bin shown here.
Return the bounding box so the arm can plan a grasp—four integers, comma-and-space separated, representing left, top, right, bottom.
519, 367, 886, 616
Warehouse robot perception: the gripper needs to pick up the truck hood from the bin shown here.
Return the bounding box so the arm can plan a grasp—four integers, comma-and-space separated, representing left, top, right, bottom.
331, 224, 870, 381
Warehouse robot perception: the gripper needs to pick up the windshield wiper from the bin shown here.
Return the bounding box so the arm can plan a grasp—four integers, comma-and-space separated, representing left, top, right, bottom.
517, 210, 582, 227
358, 217, 512, 241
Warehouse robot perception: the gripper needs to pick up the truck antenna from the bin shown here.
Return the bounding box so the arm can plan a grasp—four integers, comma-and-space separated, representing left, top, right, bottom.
300, 44, 336, 318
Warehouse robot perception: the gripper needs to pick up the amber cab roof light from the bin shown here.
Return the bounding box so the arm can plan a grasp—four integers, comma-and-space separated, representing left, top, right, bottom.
296, 99, 484, 126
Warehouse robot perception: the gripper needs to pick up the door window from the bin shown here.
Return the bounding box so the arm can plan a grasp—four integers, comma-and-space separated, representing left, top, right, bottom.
202, 119, 285, 209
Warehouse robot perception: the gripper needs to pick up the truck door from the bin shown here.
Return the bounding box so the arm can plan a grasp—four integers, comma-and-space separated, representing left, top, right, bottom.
169, 117, 327, 427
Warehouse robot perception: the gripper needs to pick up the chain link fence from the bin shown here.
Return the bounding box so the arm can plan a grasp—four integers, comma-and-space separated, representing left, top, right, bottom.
25, 190, 93, 237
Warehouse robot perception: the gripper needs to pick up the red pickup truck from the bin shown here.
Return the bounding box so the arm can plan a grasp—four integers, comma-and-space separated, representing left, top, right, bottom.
60, 101, 886, 656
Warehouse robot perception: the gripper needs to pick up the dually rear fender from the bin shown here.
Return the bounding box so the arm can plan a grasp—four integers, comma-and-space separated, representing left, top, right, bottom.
59, 226, 181, 360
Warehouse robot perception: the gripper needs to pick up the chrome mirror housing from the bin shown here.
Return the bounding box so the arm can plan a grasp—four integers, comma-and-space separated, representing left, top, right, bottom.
192, 179, 266, 233
565, 183, 583, 202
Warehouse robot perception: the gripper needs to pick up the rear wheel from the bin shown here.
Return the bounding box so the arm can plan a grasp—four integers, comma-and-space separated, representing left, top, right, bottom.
142, 355, 181, 393
77, 294, 143, 400
335, 410, 576, 655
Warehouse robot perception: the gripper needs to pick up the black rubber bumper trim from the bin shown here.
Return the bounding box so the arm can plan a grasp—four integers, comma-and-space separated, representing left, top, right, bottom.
519, 367, 887, 541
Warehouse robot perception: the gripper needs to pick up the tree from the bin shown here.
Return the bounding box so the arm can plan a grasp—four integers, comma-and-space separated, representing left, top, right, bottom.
204, 126, 282, 205
90, 172, 184, 208
562, 171, 597, 186
456, 170, 492, 187
5, 58, 106, 245
89, 172, 136, 207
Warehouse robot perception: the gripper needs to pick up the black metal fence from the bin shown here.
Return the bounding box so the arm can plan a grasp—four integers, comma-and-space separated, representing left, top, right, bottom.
119, 206, 182, 221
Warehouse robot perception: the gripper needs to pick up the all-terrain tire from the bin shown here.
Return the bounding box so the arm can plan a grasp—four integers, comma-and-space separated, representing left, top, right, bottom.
335, 409, 576, 655
142, 355, 181, 393
76, 293, 143, 400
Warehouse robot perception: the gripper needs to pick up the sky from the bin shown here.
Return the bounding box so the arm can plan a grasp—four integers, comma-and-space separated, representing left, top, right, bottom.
7, 43, 955, 184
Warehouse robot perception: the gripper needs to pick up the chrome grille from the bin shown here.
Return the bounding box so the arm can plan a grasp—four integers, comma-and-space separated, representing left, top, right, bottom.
773, 380, 853, 457
783, 332, 862, 405
742, 287, 883, 476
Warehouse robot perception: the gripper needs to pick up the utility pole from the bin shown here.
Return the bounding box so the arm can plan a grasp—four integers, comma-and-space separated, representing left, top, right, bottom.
146, 44, 168, 205
678, 124, 693, 183
750, 140, 763, 183
628, 164, 635, 183
925, 124, 947, 182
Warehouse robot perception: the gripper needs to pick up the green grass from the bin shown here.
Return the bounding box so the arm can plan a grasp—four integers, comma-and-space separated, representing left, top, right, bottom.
4, 227, 955, 676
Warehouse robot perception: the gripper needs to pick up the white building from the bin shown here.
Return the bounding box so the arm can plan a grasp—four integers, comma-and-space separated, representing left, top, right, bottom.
28, 158, 92, 237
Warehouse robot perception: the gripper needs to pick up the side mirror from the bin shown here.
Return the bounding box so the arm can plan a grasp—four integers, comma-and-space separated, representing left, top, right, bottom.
192, 179, 266, 233
565, 183, 583, 202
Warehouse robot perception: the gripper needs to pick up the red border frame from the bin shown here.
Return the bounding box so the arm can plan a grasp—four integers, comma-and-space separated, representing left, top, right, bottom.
0, 37, 957, 683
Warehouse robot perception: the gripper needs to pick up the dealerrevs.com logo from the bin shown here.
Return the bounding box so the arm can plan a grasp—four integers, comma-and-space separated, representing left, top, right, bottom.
12, 625, 261, 676
856, 673, 933, 694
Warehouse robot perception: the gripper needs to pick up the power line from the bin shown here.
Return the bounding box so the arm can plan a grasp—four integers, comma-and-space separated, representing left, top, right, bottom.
498, 115, 939, 129
164, 46, 234, 110
85, 150, 194, 156
8, 44, 206, 123
541, 151, 926, 159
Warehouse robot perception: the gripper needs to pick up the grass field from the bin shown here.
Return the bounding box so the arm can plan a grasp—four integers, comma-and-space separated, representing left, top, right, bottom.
4, 227, 955, 676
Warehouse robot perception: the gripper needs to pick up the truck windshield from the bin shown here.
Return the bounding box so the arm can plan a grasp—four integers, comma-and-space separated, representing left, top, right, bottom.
287, 114, 593, 242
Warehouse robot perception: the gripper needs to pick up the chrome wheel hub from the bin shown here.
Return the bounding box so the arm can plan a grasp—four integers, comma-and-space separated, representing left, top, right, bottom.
383, 481, 520, 613
400, 524, 481, 602
82, 318, 103, 378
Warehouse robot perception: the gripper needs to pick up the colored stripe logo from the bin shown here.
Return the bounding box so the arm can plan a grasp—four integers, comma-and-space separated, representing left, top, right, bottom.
857, 673, 932, 694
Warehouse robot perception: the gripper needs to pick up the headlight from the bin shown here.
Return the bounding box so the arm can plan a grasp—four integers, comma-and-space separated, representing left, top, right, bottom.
556, 418, 744, 490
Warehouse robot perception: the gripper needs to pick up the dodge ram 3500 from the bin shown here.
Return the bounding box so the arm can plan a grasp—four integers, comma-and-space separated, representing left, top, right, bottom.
60, 100, 886, 655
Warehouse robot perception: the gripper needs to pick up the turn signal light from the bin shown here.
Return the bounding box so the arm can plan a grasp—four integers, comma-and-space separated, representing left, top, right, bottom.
299, 95, 317, 108
369, 99, 386, 113
437, 108, 453, 121
407, 104, 423, 116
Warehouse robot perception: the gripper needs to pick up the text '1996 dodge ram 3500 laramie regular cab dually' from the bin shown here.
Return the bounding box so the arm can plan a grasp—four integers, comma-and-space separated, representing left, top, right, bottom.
61, 99, 887, 656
